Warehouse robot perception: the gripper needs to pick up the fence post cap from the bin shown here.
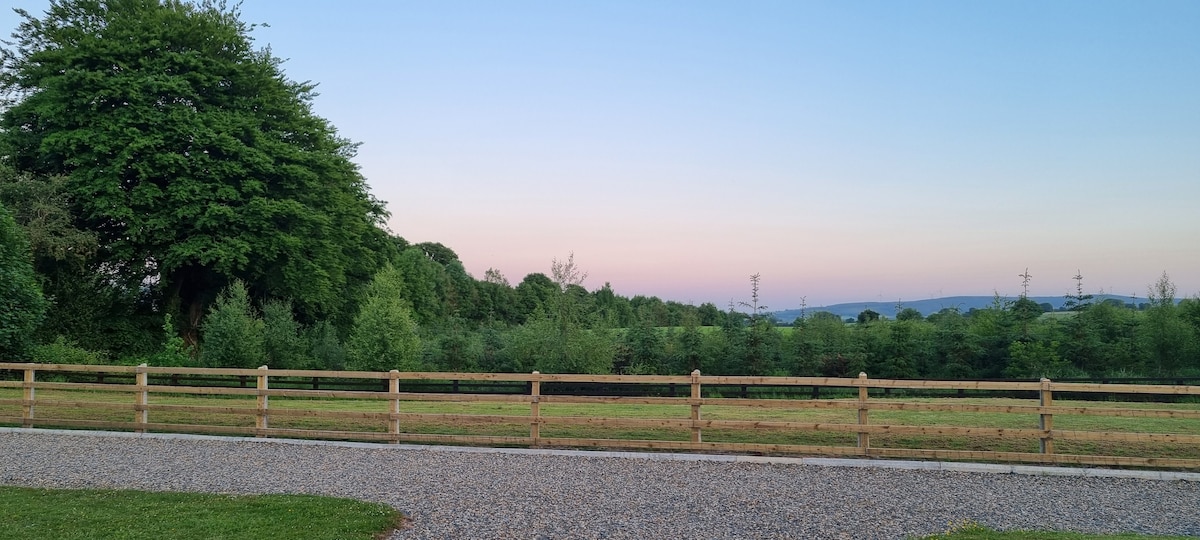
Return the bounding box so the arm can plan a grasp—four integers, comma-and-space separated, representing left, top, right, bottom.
531, 371, 540, 375
691, 369, 701, 376
258, 365, 268, 370
858, 372, 868, 379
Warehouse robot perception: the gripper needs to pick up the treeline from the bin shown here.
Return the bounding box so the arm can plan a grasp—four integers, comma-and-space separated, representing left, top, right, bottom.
2, 1, 1197, 380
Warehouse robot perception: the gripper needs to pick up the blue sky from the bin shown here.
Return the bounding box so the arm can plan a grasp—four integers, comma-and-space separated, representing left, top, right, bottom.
4, 1, 1198, 309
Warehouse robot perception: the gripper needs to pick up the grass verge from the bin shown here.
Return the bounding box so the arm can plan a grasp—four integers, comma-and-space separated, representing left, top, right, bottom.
0, 486, 406, 540
918, 521, 1191, 539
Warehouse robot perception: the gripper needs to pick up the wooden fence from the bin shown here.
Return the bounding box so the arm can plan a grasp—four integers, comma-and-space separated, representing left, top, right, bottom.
2, 362, 1199, 469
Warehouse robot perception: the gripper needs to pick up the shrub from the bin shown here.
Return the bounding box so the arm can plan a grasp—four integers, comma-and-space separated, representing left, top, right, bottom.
200, 281, 266, 368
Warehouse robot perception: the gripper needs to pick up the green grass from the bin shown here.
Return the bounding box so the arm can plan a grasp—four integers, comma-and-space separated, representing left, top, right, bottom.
4, 388, 1200, 462
917, 521, 1190, 539
0, 486, 405, 540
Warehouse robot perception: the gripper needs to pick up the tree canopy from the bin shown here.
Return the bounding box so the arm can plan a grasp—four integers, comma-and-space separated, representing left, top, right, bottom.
0, 0, 390, 340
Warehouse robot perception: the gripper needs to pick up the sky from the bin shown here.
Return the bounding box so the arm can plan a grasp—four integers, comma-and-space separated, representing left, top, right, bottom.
4, 1, 1199, 309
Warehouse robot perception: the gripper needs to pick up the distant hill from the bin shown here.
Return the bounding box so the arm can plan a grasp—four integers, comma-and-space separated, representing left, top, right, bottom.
772, 294, 1143, 322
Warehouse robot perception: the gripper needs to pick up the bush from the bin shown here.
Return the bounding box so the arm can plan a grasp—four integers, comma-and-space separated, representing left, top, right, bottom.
200, 281, 265, 368
31, 336, 107, 365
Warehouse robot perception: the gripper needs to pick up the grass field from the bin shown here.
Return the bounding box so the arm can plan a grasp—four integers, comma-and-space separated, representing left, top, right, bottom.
0, 486, 404, 540
4, 386, 1199, 462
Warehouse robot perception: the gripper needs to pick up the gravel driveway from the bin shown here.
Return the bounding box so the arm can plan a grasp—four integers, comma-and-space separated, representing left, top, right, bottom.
2, 429, 1198, 539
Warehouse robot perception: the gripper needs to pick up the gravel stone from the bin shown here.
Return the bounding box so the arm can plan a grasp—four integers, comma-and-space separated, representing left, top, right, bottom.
1, 429, 1197, 539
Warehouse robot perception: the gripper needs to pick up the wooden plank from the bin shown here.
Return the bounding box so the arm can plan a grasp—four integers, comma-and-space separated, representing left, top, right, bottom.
541, 416, 693, 429
864, 402, 1038, 414
1052, 430, 1200, 444
868, 447, 1200, 469
699, 398, 858, 409
0, 363, 138, 374
701, 376, 864, 386
145, 386, 259, 397
391, 433, 532, 446
538, 395, 690, 406
1046, 406, 1200, 419
26, 400, 136, 412
391, 372, 535, 382
392, 413, 529, 424
257, 427, 394, 441
140, 422, 257, 435
18, 418, 144, 431
145, 404, 257, 416
1050, 382, 1200, 395
535, 437, 867, 456
389, 392, 533, 403
700, 376, 1040, 391
256, 388, 387, 399
30, 382, 139, 393
138, 366, 267, 377
537, 374, 693, 384
0, 381, 23, 389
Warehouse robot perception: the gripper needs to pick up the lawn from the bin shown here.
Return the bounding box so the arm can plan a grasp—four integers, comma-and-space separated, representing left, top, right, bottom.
918, 521, 1192, 539
0, 486, 405, 540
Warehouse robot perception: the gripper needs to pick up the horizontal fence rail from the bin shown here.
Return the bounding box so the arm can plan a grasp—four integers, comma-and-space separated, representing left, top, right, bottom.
1, 363, 1199, 469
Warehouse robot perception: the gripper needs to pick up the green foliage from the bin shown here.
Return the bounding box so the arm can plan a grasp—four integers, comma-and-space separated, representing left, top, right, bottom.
503, 315, 614, 374
200, 281, 265, 368
1, 0, 391, 333
0, 486, 404, 540
308, 320, 346, 371
424, 318, 482, 372
857, 309, 880, 324
0, 202, 46, 360
346, 265, 422, 371
30, 336, 107, 365
263, 299, 310, 369
148, 314, 193, 366
619, 316, 666, 374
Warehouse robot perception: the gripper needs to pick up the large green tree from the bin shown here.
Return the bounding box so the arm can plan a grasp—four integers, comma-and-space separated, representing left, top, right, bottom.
0, 201, 46, 359
0, 0, 390, 342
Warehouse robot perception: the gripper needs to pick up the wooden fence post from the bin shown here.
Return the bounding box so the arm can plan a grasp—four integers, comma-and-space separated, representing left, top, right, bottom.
389, 370, 400, 443
857, 372, 870, 452
21, 365, 35, 428
1039, 377, 1054, 455
256, 365, 269, 436
135, 363, 149, 432
530, 371, 541, 445
690, 369, 702, 443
